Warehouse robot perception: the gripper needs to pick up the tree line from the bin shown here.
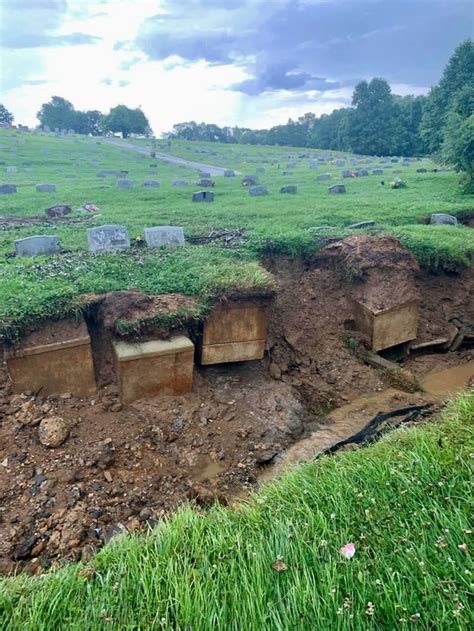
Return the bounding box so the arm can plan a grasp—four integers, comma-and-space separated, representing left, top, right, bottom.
166, 40, 473, 189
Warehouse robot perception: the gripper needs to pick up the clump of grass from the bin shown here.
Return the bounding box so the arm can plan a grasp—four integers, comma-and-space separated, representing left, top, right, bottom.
1, 390, 472, 630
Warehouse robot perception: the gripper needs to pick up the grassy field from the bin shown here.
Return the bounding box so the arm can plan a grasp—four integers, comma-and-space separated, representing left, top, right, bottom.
0, 129, 473, 337
1, 390, 472, 630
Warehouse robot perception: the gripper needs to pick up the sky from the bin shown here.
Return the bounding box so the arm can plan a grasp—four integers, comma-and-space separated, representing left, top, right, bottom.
0, 0, 472, 135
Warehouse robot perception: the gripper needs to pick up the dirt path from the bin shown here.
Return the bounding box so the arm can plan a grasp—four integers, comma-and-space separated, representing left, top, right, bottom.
103, 139, 233, 176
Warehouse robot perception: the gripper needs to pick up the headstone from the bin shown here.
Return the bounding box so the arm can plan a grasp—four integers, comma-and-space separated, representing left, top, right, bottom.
280, 185, 297, 194
144, 226, 185, 248
116, 170, 129, 177
197, 179, 215, 187
283, 171, 294, 176
117, 179, 134, 189
241, 175, 259, 186
36, 184, 56, 193
430, 213, 458, 226
347, 220, 376, 229
358, 169, 369, 176
45, 205, 72, 218
329, 184, 346, 194
5, 166, 17, 173
256, 167, 265, 173
249, 185, 268, 196
287, 161, 297, 168
336, 160, 345, 167
192, 190, 214, 202
173, 179, 188, 187
87, 225, 130, 253
97, 171, 107, 178
15, 235, 60, 257
317, 173, 331, 181
372, 169, 383, 175
416, 168, 427, 173
199, 171, 211, 178
0, 184, 16, 194
342, 170, 353, 178
142, 180, 160, 187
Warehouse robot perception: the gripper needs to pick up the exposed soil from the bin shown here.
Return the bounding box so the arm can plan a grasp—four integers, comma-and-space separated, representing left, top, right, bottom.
0, 214, 97, 229
1, 244, 473, 576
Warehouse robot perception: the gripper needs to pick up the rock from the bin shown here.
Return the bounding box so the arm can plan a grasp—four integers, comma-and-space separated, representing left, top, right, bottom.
430, 213, 458, 226
280, 185, 297, 194
269, 363, 282, 380
255, 450, 278, 464
173, 416, 184, 432
38, 416, 70, 448
328, 184, 346, 194
45, 205, 72, 218
13, 535, 38, 560
347, 220, 375, 229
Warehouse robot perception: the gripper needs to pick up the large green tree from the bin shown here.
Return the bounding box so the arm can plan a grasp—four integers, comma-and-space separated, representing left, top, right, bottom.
420, 39, 474, 153
37, 96, 75, 131
0, 104, 14, 126
441, 85, 474, 192
103, 105, 150, 138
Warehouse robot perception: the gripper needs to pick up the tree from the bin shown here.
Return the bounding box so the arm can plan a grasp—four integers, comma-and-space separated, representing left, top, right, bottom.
72, 110, 104, 135
0, 104, 14, 126
103, 105, 150, 138
420, 39, 474, 153
348, 78, 400, 155
441, 86, 474, 191
37, 96, 75, 131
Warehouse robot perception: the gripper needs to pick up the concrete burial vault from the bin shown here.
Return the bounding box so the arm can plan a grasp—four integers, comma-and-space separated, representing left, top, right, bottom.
113, 336, 194, 404
349, 299, 419, 352
200, 301, 268, 365
5, 320, 96, 396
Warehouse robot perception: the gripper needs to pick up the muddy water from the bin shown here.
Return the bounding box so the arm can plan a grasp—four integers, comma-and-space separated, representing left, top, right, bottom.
259, 362, 474, 484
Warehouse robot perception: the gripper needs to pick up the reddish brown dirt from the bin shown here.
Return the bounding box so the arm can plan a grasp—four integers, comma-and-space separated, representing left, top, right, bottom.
0, 251, 473, 576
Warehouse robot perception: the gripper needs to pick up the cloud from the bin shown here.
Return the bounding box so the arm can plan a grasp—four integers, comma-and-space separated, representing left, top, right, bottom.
119, 56, 143, 71
233, 61, 340, 95
3, 32, 100, 49
118, 80, 130, 87
100, 78, 113, 86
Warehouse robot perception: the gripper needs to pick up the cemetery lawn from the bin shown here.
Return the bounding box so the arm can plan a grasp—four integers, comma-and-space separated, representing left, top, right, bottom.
1, 390, 472, 630
1, 129, 473, 337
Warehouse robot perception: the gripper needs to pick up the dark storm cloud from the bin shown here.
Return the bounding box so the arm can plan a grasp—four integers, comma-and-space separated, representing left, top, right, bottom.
131, 0, 473, 93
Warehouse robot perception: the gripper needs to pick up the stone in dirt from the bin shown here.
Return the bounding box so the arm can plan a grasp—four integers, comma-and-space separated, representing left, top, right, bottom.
44, 204, 72, 218
249, 185, 268, 196
192, 190, 214, 202
280, 185, 297, 194
87, 225, 130, 253
430, 213, 458, 226
144, 226, 185, 247
329, 184, 346, 194
36, 183, 56, 193
14, 235, 60, 257
0, 184, 16, 194
38, 416, 70, 448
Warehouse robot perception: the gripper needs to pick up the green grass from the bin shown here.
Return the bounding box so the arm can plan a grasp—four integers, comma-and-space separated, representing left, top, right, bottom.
1, 129, 473, 335
1, 390, 472, 630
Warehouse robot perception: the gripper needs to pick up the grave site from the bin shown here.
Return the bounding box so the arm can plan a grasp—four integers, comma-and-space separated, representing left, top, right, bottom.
0, 121, 472, 628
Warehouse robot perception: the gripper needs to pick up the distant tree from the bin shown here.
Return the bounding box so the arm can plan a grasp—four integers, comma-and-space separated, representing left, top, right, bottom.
37, 96, 75, 131
103, 105, 150, 138
348, 78, 400, 155
73, 110, 104, 136
0, 104, 14, 126
421, 39, 474, 153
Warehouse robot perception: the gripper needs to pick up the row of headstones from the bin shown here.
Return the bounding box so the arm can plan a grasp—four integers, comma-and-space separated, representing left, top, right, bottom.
0, 183, 57, 194
14, 225, 187, 257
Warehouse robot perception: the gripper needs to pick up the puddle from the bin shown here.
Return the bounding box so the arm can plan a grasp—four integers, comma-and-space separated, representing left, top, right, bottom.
260, 361, 474, 485
422, 361, 474, 397
195, 460, 227, 482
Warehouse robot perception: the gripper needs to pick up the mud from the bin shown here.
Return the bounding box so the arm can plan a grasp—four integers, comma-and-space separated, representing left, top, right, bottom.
1, 249, 473, 575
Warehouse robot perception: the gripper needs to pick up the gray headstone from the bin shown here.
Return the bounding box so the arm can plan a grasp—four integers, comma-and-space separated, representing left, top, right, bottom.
280, 185, 297, 194
347, 220, 376, 229
5, 166, 17, 173
317, 173, 331, 181
342, 170, 353, 178
283, 171, 294, 176
142, 180, 160, 187
249, 185, 268, 196
36, 183, 56, 193
116, 170, 129, 177
87, 225, 130, 253
416, 168, 427, 173
197, 178, 215, 187
97, 171, 107, 178
199, 171, 211, 178
336, 160, 345, 167
173, 179, 188, 187
241, 175, 259, 186
256, 167, 265, 173
372, 169, 383, 175
287, 161, 297, 168
329, 184, 346, 194
45, 204, 72, 218
15, 235, 60, 257
357, 169, 369, 176
117, 179, 134, 189
144, 226, 185, 248
192, 190, 214, 202
0, 184, 16, 194
430, 213, 458, 226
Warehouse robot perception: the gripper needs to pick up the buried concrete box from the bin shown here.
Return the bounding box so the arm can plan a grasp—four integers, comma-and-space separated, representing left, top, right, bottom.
200, 302, 268, 365
5, 320, 96, 396
349, 298, 419, 352
113, 336, 194, 404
